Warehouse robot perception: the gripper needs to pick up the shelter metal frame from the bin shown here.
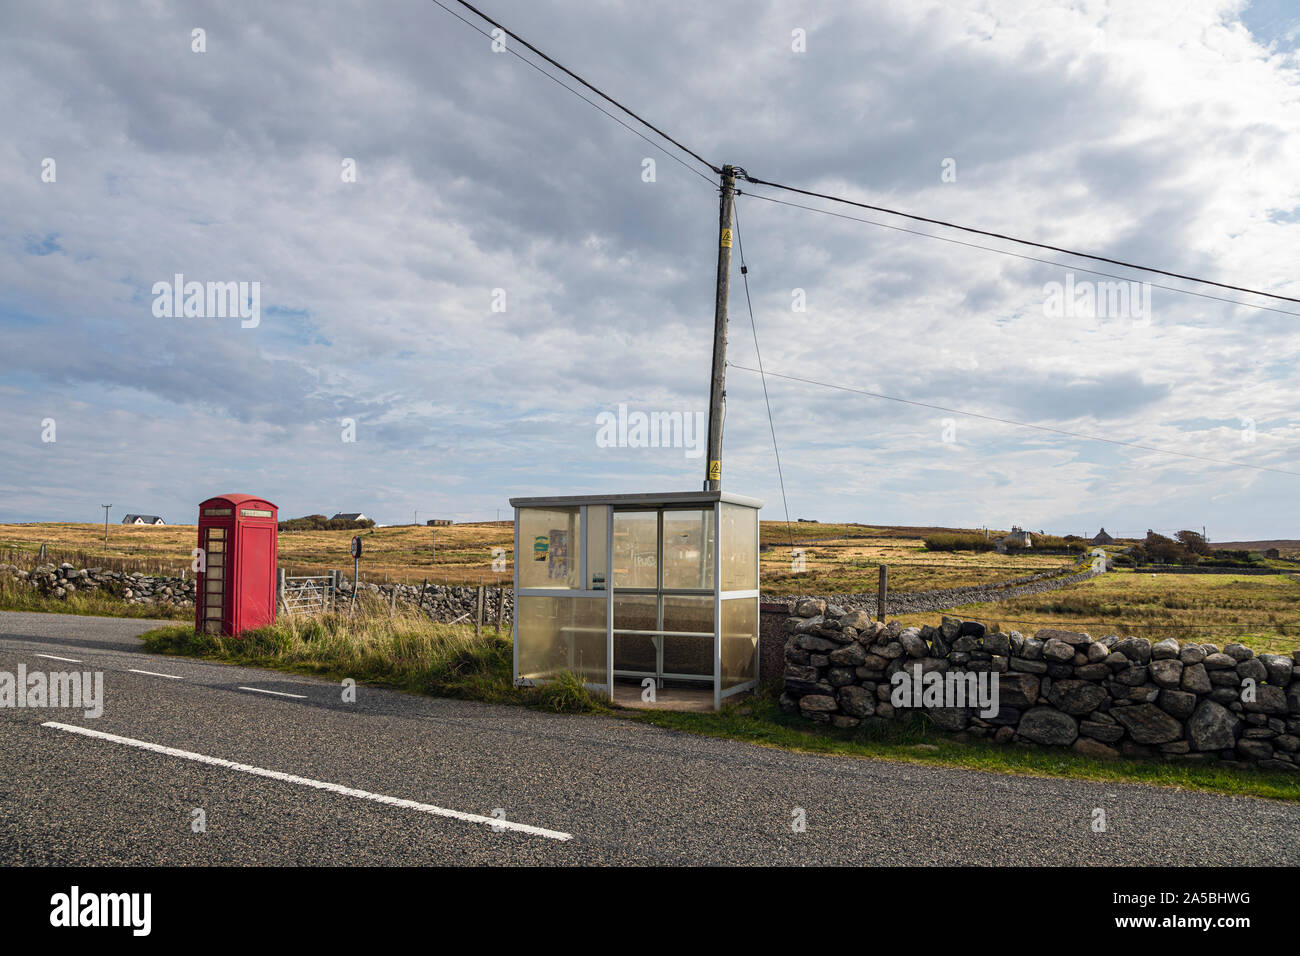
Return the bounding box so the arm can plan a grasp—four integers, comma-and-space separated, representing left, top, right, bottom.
510, 491, 762, 710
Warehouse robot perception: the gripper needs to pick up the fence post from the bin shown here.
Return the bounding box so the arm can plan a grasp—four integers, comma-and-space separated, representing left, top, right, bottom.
417, 579, 428, 613
495, 587, 504, 633
277, 567, 286, 614
876, 565, 888, 622
475, 586, 484, 638
389, 585, 397, 617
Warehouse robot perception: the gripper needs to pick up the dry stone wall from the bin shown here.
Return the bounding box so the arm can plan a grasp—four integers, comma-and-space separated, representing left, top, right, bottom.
780, 599, 1300, 771
0, 563, 514, 625
338, 579, 513, 624
1, 563, 196, 608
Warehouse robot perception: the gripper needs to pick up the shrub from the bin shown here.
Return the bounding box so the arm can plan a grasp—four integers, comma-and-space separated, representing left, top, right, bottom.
923, 533, 995, 553
534, 670, 602, 713
278, 515, 376, 532
1034, 535, 1087, 554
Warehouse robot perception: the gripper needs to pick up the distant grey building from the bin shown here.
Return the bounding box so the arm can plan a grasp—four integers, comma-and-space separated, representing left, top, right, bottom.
996, 526, 1033, 552
121, 514, 165, 525
331, 512, 368, 523
1091, 527, 1115, 545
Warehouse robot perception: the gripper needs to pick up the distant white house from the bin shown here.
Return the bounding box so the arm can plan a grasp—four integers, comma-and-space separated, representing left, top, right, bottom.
996, 526, 1033, 552
331, 512, 369, 523
121, 514, 165, 525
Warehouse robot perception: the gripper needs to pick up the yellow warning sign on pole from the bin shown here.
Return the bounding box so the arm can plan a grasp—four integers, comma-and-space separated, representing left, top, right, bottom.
708, 460, 721, 481
720, 229, 732, 248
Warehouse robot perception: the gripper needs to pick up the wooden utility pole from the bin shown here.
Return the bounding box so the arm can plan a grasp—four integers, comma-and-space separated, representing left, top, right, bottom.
101, 504, 111, 550
704, 164, 736, 491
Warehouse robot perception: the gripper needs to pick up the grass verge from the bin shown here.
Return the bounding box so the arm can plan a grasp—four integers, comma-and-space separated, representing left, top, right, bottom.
140, 600, 604, 713
140, 609, 1300, 802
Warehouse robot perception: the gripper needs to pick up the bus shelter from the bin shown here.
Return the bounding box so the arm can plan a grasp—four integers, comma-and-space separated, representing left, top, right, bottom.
510, 491, 763, 710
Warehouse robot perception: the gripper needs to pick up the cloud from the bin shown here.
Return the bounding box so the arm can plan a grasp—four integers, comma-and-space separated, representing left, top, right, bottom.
0, 0, 1297, 538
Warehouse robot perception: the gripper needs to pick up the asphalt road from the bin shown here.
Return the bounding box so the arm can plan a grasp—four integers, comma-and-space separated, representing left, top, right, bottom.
1, 610, 1297, 866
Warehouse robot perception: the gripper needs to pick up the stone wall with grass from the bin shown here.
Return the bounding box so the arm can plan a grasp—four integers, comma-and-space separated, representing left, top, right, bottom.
780, 599, 1300, 771
338, 580, 513, 625
1, 562, 196, 608
0, 562, 513, 625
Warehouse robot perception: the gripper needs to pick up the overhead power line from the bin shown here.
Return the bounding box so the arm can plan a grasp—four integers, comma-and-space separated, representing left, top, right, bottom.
737, 190, 1300, 319
732, 199, 796, 556
739, 173, 1300, 306
439, 0, 720, 177
428, 0, 716, 186
726, 363, 1300, 479
433, 1, 1297, 309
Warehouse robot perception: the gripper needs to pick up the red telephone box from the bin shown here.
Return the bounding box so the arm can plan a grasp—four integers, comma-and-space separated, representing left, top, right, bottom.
195, 494, 278, 636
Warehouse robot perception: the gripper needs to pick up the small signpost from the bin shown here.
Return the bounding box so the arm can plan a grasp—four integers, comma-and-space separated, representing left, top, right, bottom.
350, 536, 362, 615
877, 564, 889, 622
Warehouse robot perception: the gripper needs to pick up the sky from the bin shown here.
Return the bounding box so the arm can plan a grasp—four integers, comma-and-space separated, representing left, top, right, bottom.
1, 0, 1298, 540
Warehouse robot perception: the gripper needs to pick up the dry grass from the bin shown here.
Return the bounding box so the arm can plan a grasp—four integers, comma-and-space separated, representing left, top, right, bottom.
0, 521, 515, 586
141, 597, 602, 712
1, 520, 1067, 592
6, 523, 1297, 649
889, 569, 1300, 654
761, 531, 1069, 593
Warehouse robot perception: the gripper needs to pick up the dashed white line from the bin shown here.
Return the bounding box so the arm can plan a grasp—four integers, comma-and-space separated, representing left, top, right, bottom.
238, 686, 307, 699
36, 654, 83, 663
41, 722, 573, 842
129, 668, 184, 680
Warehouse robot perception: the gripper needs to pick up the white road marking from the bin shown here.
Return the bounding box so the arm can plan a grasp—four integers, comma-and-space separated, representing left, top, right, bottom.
41, 722, 573, 842
36, 654, 83, 663
238, 686, 307, 699
129, 668, 184, 680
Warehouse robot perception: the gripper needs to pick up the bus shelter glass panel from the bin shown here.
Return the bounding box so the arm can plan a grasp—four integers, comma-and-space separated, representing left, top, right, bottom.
516, 595, 607, 686
662, 594, 714, 678
661, 509, 714, 590
720, 502, 758, 591
585, 505, 610, 590
613, 593, 657, 675
518, 508, 580, 589
612, 511, 657, 588
720, 597, 759, 690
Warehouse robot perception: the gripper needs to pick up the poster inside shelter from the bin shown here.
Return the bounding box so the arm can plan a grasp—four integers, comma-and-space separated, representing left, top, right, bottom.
548, 529, 570, 579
